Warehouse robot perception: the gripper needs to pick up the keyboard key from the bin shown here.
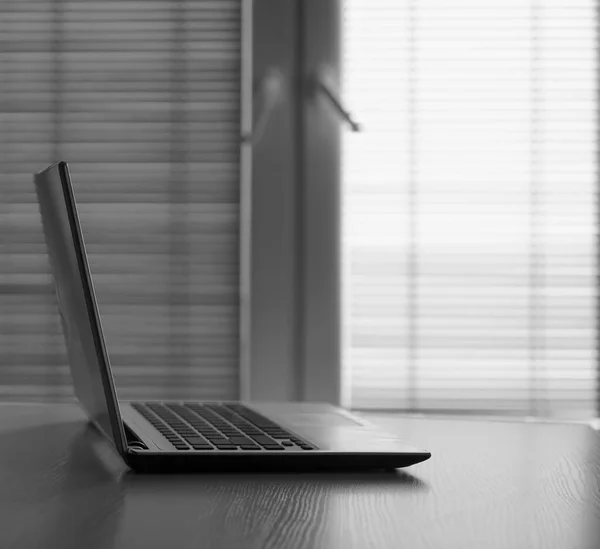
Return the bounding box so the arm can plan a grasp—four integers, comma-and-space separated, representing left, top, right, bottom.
213, 443, 237, 450
249, 435, 277, 447
263, 445, 284, 450
205, 434, 228, 441
240, 444, 261, 450
227, 436, 253, 446
281, 440, 294, 447
183, 436, 210, 446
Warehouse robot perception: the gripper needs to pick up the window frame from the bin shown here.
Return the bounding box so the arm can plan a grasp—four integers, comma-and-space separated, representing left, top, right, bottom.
244, 0, 343, 405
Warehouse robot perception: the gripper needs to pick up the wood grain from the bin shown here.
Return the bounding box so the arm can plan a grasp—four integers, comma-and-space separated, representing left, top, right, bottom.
0, 404, 598, 549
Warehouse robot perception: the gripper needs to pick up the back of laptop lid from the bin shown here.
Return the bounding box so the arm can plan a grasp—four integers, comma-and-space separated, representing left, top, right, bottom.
34, 162, 127, 455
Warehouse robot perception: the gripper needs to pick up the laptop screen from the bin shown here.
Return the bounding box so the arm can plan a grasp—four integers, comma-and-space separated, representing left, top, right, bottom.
34, 162, 127, 454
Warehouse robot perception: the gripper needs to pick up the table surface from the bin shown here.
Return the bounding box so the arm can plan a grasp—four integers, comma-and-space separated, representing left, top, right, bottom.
0, 403, 599, 549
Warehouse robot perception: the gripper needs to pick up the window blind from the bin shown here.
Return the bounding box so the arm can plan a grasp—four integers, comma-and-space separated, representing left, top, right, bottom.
0, 0, 242, 401
342, 0, 598, 417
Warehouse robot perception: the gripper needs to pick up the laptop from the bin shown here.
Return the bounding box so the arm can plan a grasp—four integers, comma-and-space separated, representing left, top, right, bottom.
33, 161, 431, 472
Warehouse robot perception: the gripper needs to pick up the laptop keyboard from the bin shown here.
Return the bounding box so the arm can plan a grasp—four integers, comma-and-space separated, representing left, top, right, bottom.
131, 402, 317, 451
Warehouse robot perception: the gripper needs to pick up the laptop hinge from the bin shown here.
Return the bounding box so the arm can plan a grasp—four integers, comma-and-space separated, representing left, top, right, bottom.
123, 422, 148, 450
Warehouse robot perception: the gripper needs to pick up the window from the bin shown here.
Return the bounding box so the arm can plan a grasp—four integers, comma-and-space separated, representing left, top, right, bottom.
342, 0, 598, 416
0, 0, 243, 400
2, 0, 595, 414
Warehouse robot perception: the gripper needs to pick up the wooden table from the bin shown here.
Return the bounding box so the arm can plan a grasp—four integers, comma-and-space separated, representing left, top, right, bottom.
1, 403, 599, 549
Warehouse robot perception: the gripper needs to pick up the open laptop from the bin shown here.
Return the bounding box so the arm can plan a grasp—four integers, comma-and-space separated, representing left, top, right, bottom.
33, 161, 431, 472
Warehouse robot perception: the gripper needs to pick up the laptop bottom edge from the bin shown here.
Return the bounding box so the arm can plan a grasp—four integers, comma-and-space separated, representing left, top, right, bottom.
124, 449, 431, 473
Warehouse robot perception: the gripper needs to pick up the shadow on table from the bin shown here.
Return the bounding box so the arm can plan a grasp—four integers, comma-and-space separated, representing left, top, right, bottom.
0, 420, 126, 549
